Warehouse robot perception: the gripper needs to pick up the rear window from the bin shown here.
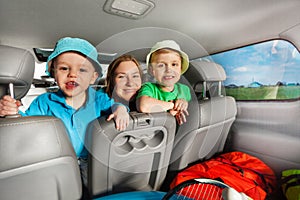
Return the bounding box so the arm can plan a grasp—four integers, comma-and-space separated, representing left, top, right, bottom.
203, 40, 300, 100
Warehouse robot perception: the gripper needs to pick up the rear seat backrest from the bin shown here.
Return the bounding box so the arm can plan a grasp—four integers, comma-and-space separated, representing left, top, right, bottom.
169, 61, 237, 171
85, 112, 176, 197
0, 117, 82, 200
0, 45, 82, 200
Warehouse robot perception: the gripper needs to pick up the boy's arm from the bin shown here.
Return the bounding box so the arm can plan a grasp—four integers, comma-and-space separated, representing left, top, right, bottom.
96, 89, 130, 131
106, 104, 129, 131
137, 95, 174, 113
170, 83, 191, 125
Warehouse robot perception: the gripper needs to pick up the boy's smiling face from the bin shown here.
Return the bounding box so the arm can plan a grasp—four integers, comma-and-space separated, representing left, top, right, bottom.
150, 50, 182, 92
53, 52, 98, 100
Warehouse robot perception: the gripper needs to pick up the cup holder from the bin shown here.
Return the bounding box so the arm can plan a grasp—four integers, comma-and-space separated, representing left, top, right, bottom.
113, 129, 165, 155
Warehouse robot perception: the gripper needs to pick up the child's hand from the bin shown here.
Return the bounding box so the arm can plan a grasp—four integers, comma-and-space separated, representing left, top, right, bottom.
175, 110, 189, 125
169, 109, 189, 125
174, 99, 188, 112
0, 95, 21, 117
171, 99, 189, 125
107, 105, 129, 131
168, 109, 178, 116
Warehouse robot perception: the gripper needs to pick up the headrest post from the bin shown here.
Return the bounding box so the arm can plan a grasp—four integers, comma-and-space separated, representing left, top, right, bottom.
218, 81, 223, 97
202, 81, 208, 100
190, 61, 227, 99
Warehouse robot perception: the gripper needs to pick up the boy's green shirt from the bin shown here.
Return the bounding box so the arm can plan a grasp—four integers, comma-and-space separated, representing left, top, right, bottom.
137, 82, 191, 102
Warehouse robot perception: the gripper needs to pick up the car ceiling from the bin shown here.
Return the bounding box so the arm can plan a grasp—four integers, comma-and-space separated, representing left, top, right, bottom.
1, 0, 300, 61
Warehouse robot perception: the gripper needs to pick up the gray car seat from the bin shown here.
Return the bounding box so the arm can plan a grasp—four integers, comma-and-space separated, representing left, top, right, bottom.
0, 45, 34, 100
0, 45, 82, 200
85, 111, 176, 197
169, 60, 237, 171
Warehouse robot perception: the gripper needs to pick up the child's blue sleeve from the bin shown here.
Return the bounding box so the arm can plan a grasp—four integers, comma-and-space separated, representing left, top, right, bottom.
112, 102, 130, 112
18, 94, 48, 116
96, 89, 130, 113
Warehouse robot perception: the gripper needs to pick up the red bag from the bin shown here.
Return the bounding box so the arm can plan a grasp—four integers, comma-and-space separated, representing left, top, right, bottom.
170, 151, 277, 200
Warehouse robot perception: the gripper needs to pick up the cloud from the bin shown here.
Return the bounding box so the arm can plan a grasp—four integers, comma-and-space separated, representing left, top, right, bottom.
233, 66, 248, 72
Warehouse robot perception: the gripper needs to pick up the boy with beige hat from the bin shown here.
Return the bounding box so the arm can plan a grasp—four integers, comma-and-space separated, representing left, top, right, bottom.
137, 40, 191, 125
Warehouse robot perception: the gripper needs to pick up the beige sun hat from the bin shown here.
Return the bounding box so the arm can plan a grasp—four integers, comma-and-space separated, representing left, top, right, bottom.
146, 40, 189, 74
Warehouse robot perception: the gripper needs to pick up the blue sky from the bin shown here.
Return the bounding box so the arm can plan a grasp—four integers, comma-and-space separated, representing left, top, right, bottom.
208, 40, 300, 86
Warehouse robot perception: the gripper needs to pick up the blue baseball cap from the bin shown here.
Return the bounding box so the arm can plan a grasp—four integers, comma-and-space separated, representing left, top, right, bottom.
46, 37, 103, 77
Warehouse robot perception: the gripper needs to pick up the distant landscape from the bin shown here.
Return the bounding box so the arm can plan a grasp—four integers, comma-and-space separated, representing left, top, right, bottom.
225, 85, 300, 100
207, 40, 300, 101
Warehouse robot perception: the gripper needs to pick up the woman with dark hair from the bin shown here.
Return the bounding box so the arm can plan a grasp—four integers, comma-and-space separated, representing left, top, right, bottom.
105, 54, 143, 111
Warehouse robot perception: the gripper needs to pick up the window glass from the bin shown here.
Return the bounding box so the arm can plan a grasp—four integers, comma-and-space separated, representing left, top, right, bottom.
203, 40, 300, 100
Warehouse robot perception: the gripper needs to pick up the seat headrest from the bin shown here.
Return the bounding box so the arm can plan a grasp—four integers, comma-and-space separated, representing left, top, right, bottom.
190, 61, 226, 82
0, 45, 34, 99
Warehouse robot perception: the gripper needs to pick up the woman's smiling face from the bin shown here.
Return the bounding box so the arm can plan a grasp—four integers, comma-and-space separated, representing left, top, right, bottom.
113, 60, 142, 102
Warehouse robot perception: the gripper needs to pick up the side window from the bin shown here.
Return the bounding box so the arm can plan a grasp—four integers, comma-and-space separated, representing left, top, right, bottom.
203, 40, 300, 100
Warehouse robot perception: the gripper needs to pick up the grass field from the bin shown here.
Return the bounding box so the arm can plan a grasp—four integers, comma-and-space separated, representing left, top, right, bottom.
225, 85, 300, 100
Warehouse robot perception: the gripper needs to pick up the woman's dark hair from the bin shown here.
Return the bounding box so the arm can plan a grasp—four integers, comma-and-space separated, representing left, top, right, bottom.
105, 54, 142, 98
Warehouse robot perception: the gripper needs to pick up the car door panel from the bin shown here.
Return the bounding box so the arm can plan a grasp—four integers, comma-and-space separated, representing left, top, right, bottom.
226, 100, 300, 177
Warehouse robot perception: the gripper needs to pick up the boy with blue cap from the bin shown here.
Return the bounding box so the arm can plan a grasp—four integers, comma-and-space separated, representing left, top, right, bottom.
0, 37, 129, 186
44, 37, 129, 153
137, 40, 191, 125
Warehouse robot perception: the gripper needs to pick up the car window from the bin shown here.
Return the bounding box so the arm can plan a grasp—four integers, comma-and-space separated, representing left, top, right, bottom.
201, 40, 300, 100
